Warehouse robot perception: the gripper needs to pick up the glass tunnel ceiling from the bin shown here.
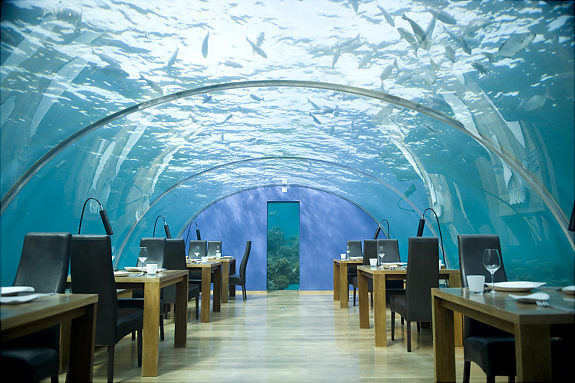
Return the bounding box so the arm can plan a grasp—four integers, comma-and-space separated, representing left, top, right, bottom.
1, 1, 574, 279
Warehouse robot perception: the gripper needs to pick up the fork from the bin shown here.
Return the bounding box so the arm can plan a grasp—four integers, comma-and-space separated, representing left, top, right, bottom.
536, 300, 575, 313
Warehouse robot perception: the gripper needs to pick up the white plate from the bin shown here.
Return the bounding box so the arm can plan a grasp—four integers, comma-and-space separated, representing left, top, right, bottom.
349, 256, 363, 261
509, 292, 550, 303
124, 266, 143, 272
491, 281, 546, 292
380, 262, 407, 266
0, 293, 42, 304
562, 285, 575, 296
114, 271, 130, 277
1, 286, 35, 296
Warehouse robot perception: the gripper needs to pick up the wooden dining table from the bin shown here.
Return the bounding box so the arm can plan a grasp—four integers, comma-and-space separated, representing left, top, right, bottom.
432, 287, 575, 382
357, 265, 462, 347
1, 293, 98, 382
217, 256, 236, 303
186, 261, 222, 323
114, 270, 188, 377
333, 258, 363, 308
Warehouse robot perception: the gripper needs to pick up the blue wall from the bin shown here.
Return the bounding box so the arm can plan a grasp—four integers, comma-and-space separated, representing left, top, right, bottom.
185, 186, 379, 291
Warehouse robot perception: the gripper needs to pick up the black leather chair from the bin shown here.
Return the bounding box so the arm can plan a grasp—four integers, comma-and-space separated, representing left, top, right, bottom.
229, 241, 252, 301
347, 240, 362, 304
458, 234, 516, 382
70, 234, 143, 383
390, 237, 439, 352
164, 238, 200, 320
1, 232, 72, 383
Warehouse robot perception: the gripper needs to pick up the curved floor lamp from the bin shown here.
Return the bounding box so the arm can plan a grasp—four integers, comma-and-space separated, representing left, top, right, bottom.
373, 218, 390, 239
153, 215, 172, 238
416, 208, 446, 267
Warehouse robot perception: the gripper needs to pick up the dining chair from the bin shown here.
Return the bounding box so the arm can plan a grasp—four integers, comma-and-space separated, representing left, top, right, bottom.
70, 234, 143, 383
207, 240, 222, 257
458, 234, 516, 382
2, 232, 72, 383
188, 240, 207, 259
347, 240, 362, 305
164, 238, 200, 320
389, 237, 439, 352
229, 241, 252, 301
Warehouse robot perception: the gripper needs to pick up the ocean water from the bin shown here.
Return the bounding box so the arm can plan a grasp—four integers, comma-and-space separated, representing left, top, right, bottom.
1, 0, 573, 285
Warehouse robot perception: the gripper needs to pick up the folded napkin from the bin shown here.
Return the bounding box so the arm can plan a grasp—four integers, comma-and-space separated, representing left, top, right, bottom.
509, 292, 550, 303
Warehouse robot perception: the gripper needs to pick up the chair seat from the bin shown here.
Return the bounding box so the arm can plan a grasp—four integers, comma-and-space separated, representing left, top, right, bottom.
115, 308, 144, 342
228, 274, 241, 284
1, 347, 59, 382
464, 336, 516, 376
389, 294, 406, 314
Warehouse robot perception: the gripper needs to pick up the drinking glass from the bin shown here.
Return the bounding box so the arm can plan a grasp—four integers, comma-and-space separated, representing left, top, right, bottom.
138, 247, 148, 274
345, 245, 350, 260
377, 246, 385, 266
483, 248, 501, 294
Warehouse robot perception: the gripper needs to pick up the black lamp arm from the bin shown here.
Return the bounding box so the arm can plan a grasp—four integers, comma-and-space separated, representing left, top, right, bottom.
419, 208, 447, 267
78, 197, 114, 235
153, 215, 167, 237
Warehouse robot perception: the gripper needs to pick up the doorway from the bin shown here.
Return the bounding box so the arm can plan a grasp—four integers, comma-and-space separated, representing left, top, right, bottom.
267, 201, 300, 291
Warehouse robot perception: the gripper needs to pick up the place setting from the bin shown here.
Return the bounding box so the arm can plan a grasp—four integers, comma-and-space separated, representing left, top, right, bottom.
0, 286, 54, 304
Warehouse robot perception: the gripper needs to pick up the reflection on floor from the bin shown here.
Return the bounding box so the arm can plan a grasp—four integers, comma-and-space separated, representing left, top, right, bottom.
50, 291, 498, 382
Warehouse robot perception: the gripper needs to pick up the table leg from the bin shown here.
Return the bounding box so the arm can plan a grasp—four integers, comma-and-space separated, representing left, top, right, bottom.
213, 265, 221, 313
66, 302, 96, 383
142, 281, 161, 376
221, 261, 229, 303
333, 261, 340, 301
174, 276, 187, 348
373, 274, 387, 347
358, 270, 369, 329
339, 262, 349, 308
432, 294, 455, 382
515, 324, 552, 382
201, 267, 211, 323
447, 272, 463, 347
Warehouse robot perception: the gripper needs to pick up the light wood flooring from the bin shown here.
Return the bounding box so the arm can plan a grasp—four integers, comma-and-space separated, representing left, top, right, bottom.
51, 291, 500, 382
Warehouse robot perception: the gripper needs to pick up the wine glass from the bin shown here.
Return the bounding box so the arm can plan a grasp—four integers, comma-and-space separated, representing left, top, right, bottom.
138, 247, 148, 274
345, 245, 350, 260
483, 248, 501, 294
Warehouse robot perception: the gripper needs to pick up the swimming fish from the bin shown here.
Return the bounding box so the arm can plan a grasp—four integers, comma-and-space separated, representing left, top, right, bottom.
397, 27, 418, 55
444, 27, 472, 54
167, 47, 178, 67
247, 37, 267, 58
221, 114, 233, 123
402, 13, 426, 46
332, 49, 341, 67
256, 32, 265, 47
222, 60, 243, 68
202, 95, 213, 103
307, 98, 321, 110
426, 7, 456, 25
139, 74, 163, 94
309, 112, 321, 125
358, 50, 373, 69
250, 94, 263, 102
202, 31, 209, 58
496, 32, 536, 58
444, 46, 457, 63
422, 16, 436, 50
380, 64, 394, 82
472, 61, 490, 74
519, 88, 555, 111
376, 5, 395, 27
350, 0, 358, 13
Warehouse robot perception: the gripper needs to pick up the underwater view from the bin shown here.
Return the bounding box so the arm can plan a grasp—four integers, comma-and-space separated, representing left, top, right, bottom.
1, 0, 573, 288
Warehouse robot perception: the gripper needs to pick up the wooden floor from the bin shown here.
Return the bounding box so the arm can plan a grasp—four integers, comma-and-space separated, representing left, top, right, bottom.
51, 291, 498, 382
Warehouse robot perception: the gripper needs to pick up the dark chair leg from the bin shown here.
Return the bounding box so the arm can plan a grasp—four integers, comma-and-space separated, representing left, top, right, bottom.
196, 297, 199, 319
406, 321, 411, 352
107, 346, 114, 383
463, 361, 471, 383
51, 376, 58, 383
353, 287, 356, 306
137, 329, 142, 367
132, 331, 136, 340
370, 292, 373, 308
160, 314, 164, 341
417, 321, 421, 333
401, 317, 404, 325
391, 311, 395, 340
242, 284, 247, 301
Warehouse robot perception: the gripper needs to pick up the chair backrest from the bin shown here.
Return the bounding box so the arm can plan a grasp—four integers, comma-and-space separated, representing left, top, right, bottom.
239, 241, 252, 283
70, 234, 118, 345
163, 239, 187, 303
362, 239, 377, 265
13, 232, 72, 293
207, 241, 222, 257
347, 240, 362, 257
188, 240, 207, 259
405, 237, 439, 321
458, 234, 507, 287
139, 237, 166, 266
376, 239, 401, 262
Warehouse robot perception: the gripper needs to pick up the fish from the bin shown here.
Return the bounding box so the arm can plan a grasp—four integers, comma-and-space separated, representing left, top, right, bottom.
247, 37, 267, 58
496, 32, 536, 58
422, 16, 436, 50
430, 58, 441, 72
520, 88, 555, 111
444, 27, 472, 54
444, 46, 457, 63
309, 112, 321, 125
358, 51, 373, 69
472, 61, 490, 74
462, 19, 489, 40
350, 0, 358, 13
397, 27, 419, 56
250, 94, 263, 102
380, 64, 394, 82
376, 5, 395, 27
222, 60, 243, 68
140, 76, 162, 94
332, 49, 341, 67
167, 47, 178, 67
402, 13, 426, 45
308, 98, 321, 110
202, 95, 213, 103
426, 7, 457, 25
202, 31, 209, 58
221, 114, 233, 123
256, 32, 265, 47
393, 58, 399, 71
